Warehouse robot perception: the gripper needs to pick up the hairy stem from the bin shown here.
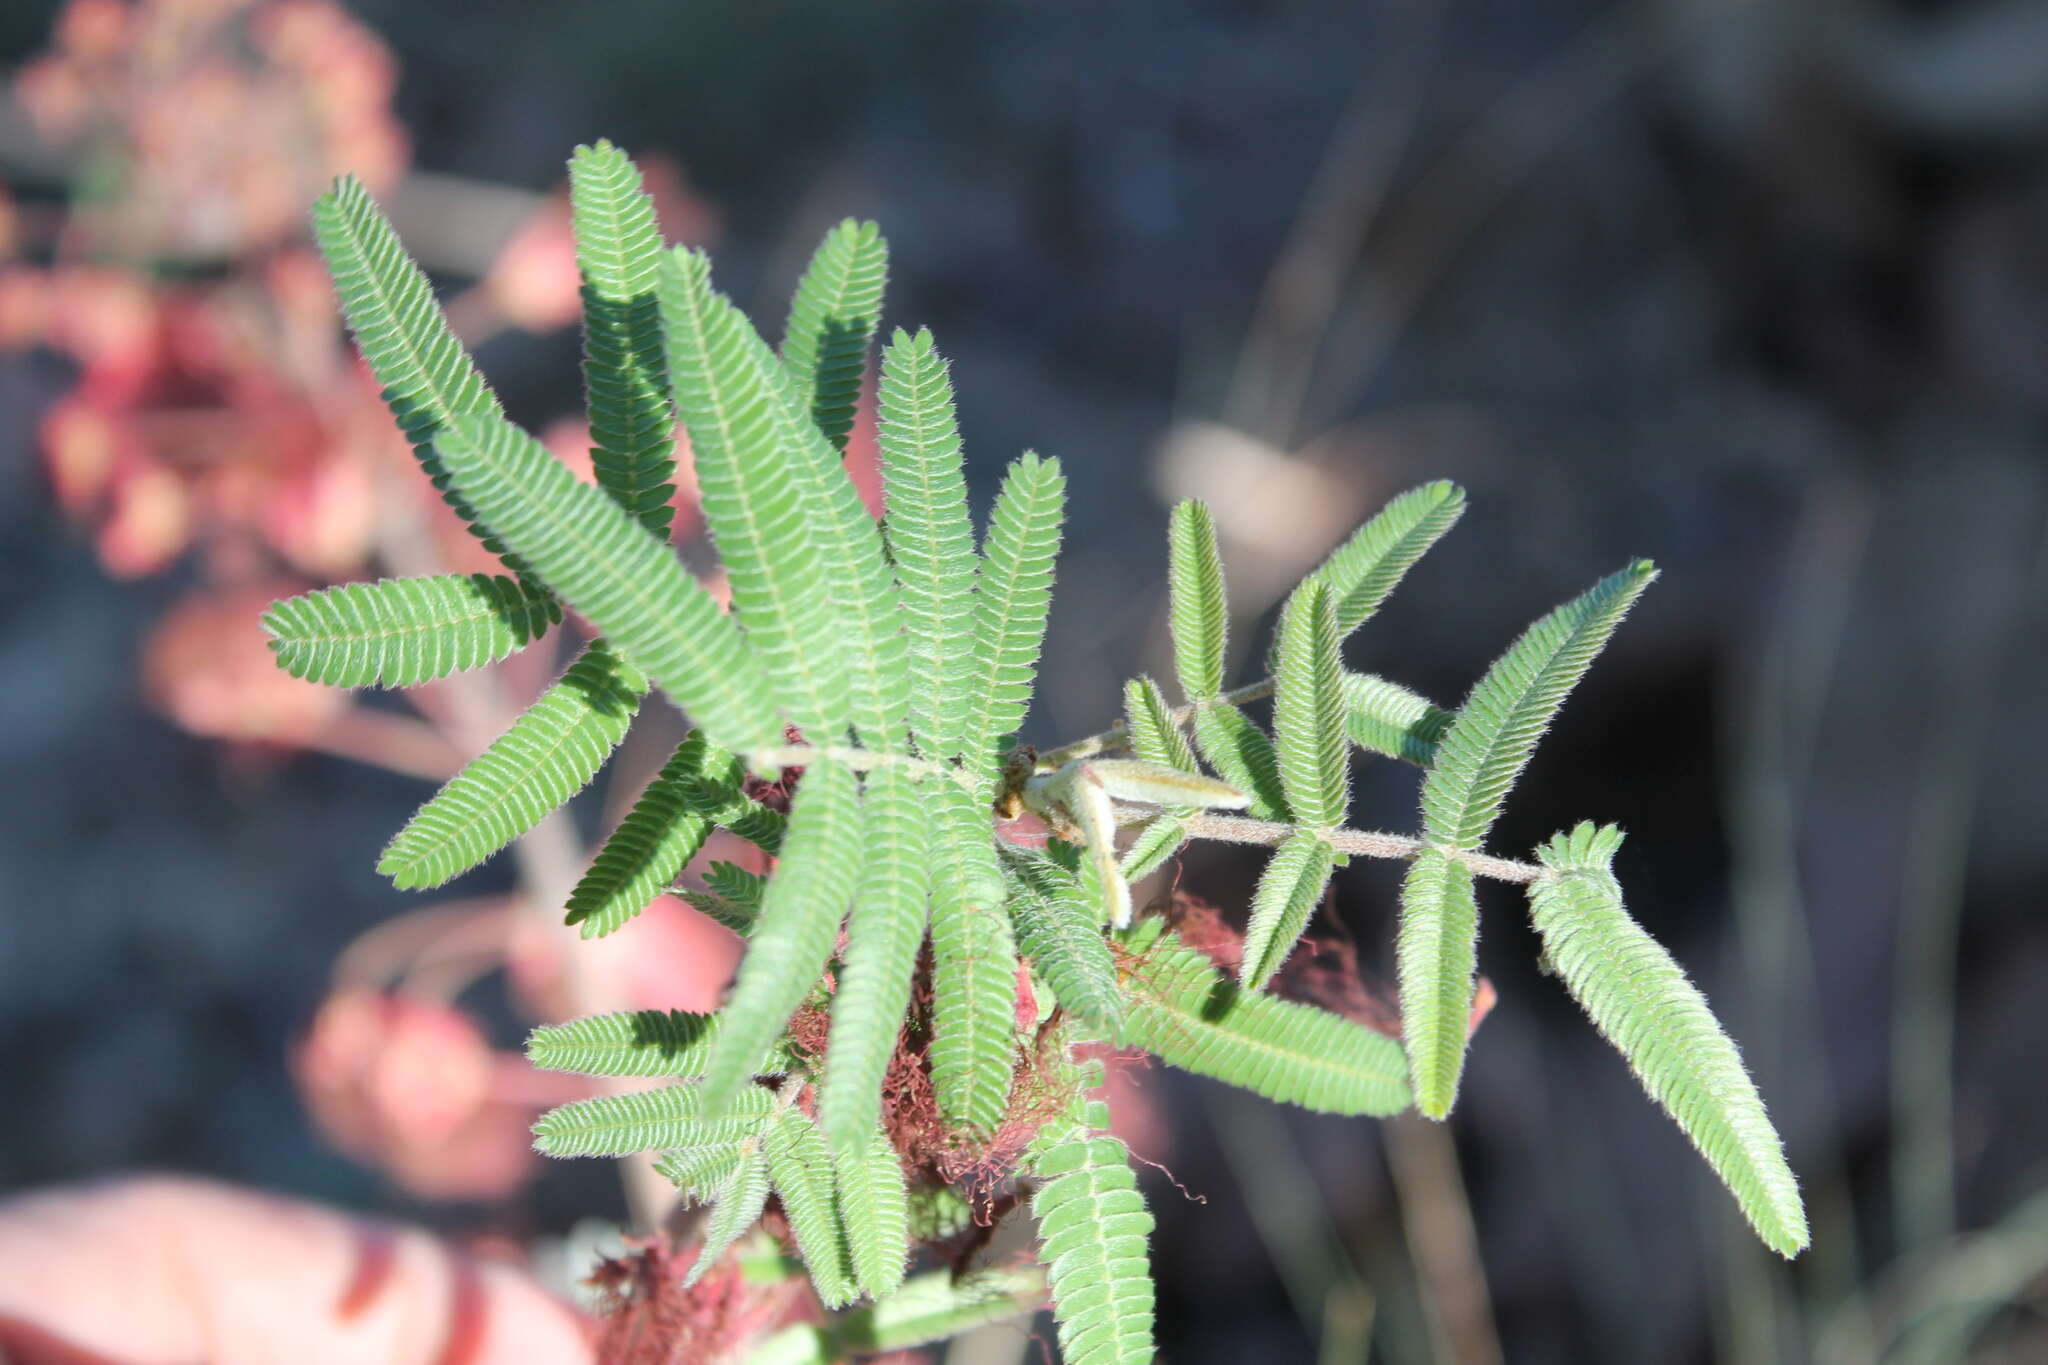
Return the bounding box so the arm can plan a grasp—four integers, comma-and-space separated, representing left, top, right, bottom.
1165, 808, 1542, 884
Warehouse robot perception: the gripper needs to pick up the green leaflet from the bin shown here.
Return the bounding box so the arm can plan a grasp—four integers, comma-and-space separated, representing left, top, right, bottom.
927, 783, 1018, 1132
1238, 831, 1339, 991
1167, 499, 1228, 701
1029, 1102, 1155, 1365
1118, 928, 1410, 1115
877, 328, 979, 761
262, 573, 557, 688
1342, 671, 1452, 767
378, 641, 646, 890
1000, 846, 1124, 1030
781, 219, 889, 452
1421, 560, 1657, 850
1269, 581, 1349, 830
960, 452, 1066, 781
1304, 480, 1465, 635
1529, 824, 1808, 1256
310, 176, 525, 579
684, 1146, 773, 1287
525, 1008, 794, 1079
1118, 817, 1187, 884
1190, 702, 1289, 821
762, 1107, 861, 1309
830, 1124, 912, 1298
429, 414, 785, 756
565, 730, 724, 938
701, 759, 863, 1113
679, 858, 775, 937
1118, 677, 1197, 879
1396, 847, 1480, 1119
820, 766, 931, 1152
569, 140, 676, 536
655, 1140, 745, 1203
657, 247, 851, 738
531, 1080, 772, 1157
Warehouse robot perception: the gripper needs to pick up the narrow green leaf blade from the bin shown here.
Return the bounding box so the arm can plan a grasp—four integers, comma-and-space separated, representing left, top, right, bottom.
762, 1107, 861, 1309
377, 641, 646, 890
263, 574, 556, 688
531, 1081, 771, 1157
1117, 815, 1188, 883
683, 1146, 773, 1287
961, 452, 1066, 779
1123, 676, 1198, 774
1167, 500, 1228, 701
428, 414, 785, 755
1270, 581, 1348, 830
1529, 823, 1808, 1256
569, 140, 676, 535
1239, 831, 1339, 991
1190, 703, 1290, 822
830, 1124, 911, 1299
566, 730, 723, 938
780, 219, 889, 452
928, 784, 1018, 1133
525, 1009, 796, 1080
1342, 671, 1453, 768
1421, 560, 1658, 849
1305, 480, 1465, 635
1397, 847, 1480, 1119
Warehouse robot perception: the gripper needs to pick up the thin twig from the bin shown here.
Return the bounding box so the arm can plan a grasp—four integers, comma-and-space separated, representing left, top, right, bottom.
1166, 809, 1543, 884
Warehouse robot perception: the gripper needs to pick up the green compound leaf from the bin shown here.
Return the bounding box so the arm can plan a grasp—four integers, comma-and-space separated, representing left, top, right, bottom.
684, 1145, 773, 1287
820, 766, 931, 1153
658, 247, 851, 738
701, 759, 863, 1114
1342, 671, 1453, 768
525, 1008, 795, 1079
1000, 847, 1123, 1031
1191, 702, 1289, 822
262, 574, 557, 688
1397, 847, 1480, 1119
1167, 499, 1228, 701
960, 452, 1066, 780
569, 140, 677, 535
830, 1124, 912, 1299
566, 730, 725, 939
1117, 928, 1410, 1115
681, 859, 771, 937
1421, 560, 1658, 850
1305, 480, 1465, 635
1269, 580, 1349, 830
763, 1106, 861, 1309
877, 328, 979, 761
781, 219, 889, 452
1238, 831, 1339, 991
311, 176, 526, 578
430, 414, 786, 756
1529, 823, 1808, 1257
378, 641, 646, 890
531, 1080, 772, 1157
927, 783, 1018, 1133
1029, 1103, 1155, 1365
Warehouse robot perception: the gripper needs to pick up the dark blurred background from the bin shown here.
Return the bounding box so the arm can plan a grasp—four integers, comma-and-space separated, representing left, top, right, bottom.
2, 1, 2045, 1362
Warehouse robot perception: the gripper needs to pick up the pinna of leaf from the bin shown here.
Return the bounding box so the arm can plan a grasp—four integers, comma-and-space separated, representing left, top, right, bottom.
269, 136, 1805, 1365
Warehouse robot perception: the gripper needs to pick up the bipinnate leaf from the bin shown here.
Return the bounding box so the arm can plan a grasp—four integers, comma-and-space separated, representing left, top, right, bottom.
1306, 480, 1465, 634
657, 247, 851, 738
1029, 1101, 1155, 1365
701, 759, 863, 1114
1342, 671, 1452, 767
1118, 928, 1410, 1115
684, 1146, 773, 1287
1167, 499, 1228, 701
1397, 847, 1480, 1119
821, 766, 931, 1153
566, 730, 725, 938
1000, 847, 1123, 1029
960, 452, 1066, 779
830, 1124, 912, 1299
531, 1080, 771, 1157
525, 1008, 794, 1079
762, 1107, 861, 1309
1190, 703, 1289, 821
1421, 560, 1657, 850
781, 219, 889, 452
927, 784, 1017, 1132
1270, 581, 1348, 830
569, 140, 676, 535
877, 328, 978, 760
263, 574, 557, 688
428, 414, 785, 755
311, 177, 525, 577
378, 641, 646, 890
1528, 823, 1808, 1256
1238, 831, 1339, 991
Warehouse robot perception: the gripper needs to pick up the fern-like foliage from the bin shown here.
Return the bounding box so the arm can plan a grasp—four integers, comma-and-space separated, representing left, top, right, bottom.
565, 730, 726, 938
927, 783, 1018, 1132
1190, 703, 1289, 822
829, 1124, 913, 1299
531, 1081, 772, 1158
1528, 824, 1808, 1255
1342, 670, 1452, 767
1238, 831, 1340, 991
526, 1008, 794, 1079
1396, 847, 1482, 1119
570, 140, 677, 535
684, 1145, 773, 1287
762, 1106, 863, 1308
262, 573, 558, 688
1117, 926, 1411, 1115
781, 220, 889, 452
1304, 479, 1465, 634
1000, 847, 1124, 1029
1029, 1092, 1156, 1365
1270, 581, 1348, 831
378, 641, 646, 889
960, 453, 1066, 779
1167, 499, 1228, 701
